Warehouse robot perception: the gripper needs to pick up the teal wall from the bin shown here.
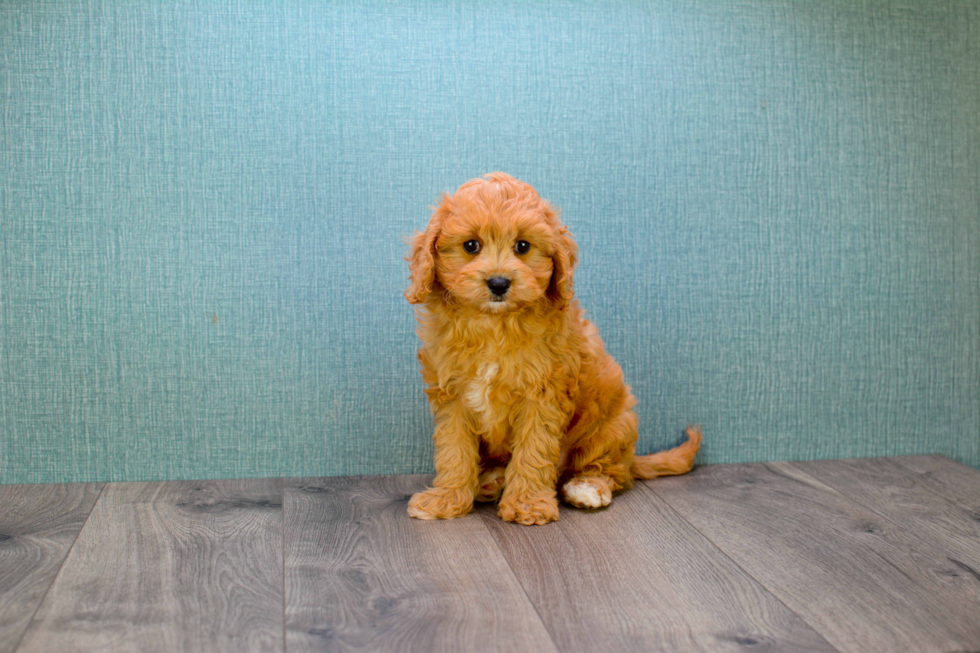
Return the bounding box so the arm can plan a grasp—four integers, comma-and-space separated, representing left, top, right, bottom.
1, 1, 978, 484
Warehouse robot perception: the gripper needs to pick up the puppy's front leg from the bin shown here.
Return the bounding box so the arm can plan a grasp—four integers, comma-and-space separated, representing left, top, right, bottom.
498, 400, 562, 525
408, 401, 480, 520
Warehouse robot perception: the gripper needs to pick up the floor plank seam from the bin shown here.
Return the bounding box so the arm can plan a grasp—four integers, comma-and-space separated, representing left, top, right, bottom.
10, 482, 108, 653
474, 507, 563, 653
760, 460, 947, 544
788, 460, 933, 525
890, 456, 980, 509
784, 460, 980, 561
638, 481, 843, 653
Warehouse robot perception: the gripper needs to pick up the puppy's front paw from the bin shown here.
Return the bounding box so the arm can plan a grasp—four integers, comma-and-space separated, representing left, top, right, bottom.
408, 487, 474, 520
498, 492, 559, 525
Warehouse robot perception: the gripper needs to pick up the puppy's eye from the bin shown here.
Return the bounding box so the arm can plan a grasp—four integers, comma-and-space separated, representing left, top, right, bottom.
463, 239, 481, 254
514, 240, 531, 255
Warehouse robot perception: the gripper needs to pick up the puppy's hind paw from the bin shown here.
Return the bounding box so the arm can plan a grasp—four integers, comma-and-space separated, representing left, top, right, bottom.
475, 467, 506, 502
561, 476, 613, 509
407, 487, 474, 520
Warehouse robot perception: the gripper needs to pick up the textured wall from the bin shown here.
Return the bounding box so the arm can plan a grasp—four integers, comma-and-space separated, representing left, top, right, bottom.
1, 0, 978, 484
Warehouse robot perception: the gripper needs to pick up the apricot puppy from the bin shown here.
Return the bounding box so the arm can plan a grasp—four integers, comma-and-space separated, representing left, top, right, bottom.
405, 172, 701, 525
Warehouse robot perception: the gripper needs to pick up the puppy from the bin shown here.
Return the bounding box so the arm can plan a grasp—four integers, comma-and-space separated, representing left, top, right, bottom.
405, 172, 701, 525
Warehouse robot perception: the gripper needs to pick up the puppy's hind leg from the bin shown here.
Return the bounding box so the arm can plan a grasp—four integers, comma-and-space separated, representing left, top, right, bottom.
475, 466, 506, 502
561, 408, 638, 510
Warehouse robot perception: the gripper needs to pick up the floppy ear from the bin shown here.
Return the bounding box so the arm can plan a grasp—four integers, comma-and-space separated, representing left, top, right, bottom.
547, 212, 579, 308
405, 194, 451, 304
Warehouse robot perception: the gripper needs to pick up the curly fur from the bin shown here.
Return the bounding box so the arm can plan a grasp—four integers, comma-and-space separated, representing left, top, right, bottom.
405, 172, 701, 525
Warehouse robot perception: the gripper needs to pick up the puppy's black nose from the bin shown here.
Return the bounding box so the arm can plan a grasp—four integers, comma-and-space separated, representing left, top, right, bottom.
486, 276, 511, 296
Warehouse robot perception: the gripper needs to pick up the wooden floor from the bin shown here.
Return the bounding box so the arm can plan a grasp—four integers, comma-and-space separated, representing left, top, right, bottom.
2, 456, 980, 652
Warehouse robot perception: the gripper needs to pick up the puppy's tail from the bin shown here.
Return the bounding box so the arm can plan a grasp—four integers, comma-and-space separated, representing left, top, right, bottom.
631, 426, 702, 480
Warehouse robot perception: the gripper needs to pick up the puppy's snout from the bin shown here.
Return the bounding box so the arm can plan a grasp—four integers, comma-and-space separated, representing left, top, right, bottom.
486, 276, 512, 297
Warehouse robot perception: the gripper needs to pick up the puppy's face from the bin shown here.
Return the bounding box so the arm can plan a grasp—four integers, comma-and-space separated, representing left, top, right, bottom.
433, 196, 556, 313
406, 173, 578, 313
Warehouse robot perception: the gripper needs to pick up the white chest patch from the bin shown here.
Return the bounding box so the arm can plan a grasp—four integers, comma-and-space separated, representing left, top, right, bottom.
464, 361, 499, 427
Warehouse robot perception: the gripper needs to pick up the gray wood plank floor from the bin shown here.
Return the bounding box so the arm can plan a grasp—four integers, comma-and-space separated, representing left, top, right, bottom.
15, 480, 284, 653
0, 483, 103, 653
477, 482, 835, 652
284, 475, 556, 653
652, 459, 980, 653
1, 455, 978, 652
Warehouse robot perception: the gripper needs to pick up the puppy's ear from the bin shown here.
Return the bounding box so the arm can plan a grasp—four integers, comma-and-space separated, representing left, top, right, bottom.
405, 194, 451, 304
547, 208, 579, 308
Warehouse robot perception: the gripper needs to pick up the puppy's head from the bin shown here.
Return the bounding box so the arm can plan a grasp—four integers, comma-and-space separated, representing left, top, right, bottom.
405, 172, 578, 313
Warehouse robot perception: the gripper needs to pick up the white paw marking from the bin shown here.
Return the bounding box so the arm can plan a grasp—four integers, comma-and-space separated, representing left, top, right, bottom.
407, 501, 440, 520
562, 479, 610, 508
